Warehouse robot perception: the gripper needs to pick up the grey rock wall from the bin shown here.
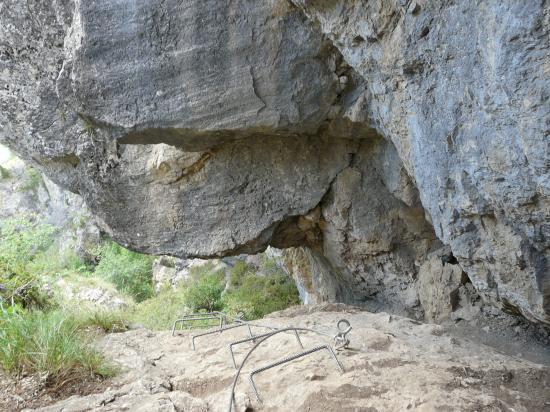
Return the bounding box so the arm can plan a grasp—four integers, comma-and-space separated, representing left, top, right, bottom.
290, 0, 549, 323
0, 145, 101, 262
0, 0, 548, 324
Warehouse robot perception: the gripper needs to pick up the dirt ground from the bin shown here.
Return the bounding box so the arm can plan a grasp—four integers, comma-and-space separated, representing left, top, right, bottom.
3, 304, 549, 412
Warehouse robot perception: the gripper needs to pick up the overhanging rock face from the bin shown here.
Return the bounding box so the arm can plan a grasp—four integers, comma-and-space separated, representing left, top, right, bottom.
0, 0, 548, 324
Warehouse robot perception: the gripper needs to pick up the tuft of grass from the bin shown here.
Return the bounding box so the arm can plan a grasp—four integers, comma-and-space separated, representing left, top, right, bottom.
124, 287, 188, 330
76, 310, 129, 333
0, 306, 117, 382
94, 241, 154, 302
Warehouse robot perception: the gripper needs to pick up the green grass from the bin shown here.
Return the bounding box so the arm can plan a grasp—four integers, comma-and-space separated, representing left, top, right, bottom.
75, 309, 129, 333
0, 215, 57, 273
28, 248, 91, 278
0, 215, 57, 308
0, 306, 117, 382
124, 286, 189, 330
94, 241, 154, 302
223, 261, 300, 320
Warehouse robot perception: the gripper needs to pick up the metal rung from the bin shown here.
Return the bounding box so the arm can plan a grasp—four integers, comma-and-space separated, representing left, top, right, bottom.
172, 312, 227, 336
192, 323, 254, 350
248, 344, 344, 404
228, 329, 303, 369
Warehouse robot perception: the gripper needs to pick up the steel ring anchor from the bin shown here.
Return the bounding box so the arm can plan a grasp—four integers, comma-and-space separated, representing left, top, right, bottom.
333, 318, 352, 351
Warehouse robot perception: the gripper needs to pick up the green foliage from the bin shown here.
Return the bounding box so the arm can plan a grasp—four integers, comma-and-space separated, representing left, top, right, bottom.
131, 259, 299, 324
76, 310, 128, 333
18, 167, 43, 192
0, 305, 116, 381
260, 255, 282, 276
125, 287, 188, 330
183, 266, 225, 312
0, 215, 57, 273
0, 165, 11, 179
228, 260, 250, 287
32, 248, 92, 279
223, 260, 300, 320
94, 241, 154, 302
0, 265, 50, 309
0, 216, 57, 308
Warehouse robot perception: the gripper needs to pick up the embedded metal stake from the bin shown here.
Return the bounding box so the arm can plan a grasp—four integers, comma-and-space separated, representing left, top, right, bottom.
248, 344, 344, 404
228, 329, 304, 369
333, 318, 352, 350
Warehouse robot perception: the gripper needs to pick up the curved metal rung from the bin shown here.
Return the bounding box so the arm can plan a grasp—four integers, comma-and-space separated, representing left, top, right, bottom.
227, 321, 351, 412
248, 344, 344, 404
228, 329, 303, 369
191, 322, 254, 350
172, 312, 227, 336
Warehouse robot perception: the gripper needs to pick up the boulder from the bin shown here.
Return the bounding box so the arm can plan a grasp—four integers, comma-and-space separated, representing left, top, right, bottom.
0, 0, 548, 324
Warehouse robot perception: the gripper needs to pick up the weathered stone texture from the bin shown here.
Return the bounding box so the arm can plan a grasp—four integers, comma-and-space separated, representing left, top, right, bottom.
290, 0, 549, 323
0, 0, 548, 323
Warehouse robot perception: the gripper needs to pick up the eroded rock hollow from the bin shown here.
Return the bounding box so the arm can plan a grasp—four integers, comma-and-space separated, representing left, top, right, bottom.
1, 0, 548, 324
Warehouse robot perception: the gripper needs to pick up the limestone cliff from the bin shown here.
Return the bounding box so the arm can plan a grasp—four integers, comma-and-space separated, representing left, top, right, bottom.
0, 0, 548, 324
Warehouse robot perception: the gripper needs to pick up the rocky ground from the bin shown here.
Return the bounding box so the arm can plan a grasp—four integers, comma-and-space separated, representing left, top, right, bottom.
5, 304, 546, 412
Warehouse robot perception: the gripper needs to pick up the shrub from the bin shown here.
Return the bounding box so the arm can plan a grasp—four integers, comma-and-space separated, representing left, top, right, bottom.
0, 215, 57, 273
228, 260, 250, 287
0, 264, 50, 309
27, 248, 91, 278
223, 263, 300, 320
94, 241, 154, 302
0, 306, 116, 382
183, 266, 225, 312
0, 216, 57, 308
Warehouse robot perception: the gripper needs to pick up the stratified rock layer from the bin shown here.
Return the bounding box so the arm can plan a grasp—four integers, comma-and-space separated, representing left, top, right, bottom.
0, 0, 548, 323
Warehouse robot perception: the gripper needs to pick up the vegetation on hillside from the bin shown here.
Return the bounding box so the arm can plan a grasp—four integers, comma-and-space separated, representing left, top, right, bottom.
94, 241, 155, 302
223, 259, 300, 320
0, 215, 56, 308
0, 213, 300, 385
0, 306, 118, 382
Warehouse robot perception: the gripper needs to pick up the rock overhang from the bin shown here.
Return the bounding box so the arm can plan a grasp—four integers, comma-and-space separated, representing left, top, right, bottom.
0, 0, 548, 325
